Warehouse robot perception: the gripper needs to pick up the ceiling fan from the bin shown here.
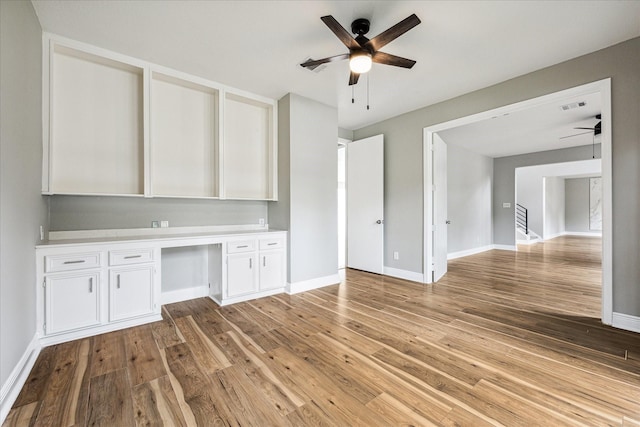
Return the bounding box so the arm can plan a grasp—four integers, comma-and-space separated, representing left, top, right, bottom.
560, 114, 602, 159
560, 114, 601, 139
300, 14, 421, 85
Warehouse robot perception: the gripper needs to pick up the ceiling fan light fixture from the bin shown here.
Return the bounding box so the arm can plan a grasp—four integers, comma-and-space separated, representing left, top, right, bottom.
349, 52, 372, 74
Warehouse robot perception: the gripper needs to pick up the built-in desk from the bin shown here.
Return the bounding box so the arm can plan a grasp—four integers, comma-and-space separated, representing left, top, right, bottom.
36, 228, 287, 345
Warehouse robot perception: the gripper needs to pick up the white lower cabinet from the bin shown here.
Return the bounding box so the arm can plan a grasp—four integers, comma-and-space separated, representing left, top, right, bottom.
225, 235, 286, 300
45, 271, 101, 334
37, 230, 286, 344
227, 253, 258, 297
109, 266, 155, 321
259, 250, 284, 291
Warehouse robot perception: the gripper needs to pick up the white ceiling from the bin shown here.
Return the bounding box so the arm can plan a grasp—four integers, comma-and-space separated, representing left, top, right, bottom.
31, 1, 640, 131
438, 92, 602, 158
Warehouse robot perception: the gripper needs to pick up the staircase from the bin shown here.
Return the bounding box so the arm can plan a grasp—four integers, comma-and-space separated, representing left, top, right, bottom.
516, 203, 541, 244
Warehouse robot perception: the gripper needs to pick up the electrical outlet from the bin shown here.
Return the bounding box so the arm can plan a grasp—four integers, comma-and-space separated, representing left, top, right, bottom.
160, 220, 169, 228
393, 251, 399, 260
151, 221, 160, 228
259, 218, 265, 226
503, 202, 511, 208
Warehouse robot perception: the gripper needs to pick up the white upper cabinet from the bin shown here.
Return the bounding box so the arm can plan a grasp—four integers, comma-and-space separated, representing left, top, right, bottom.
46, 42, 145, 196
150, 70, 220, 198
42, 34, 277, 201
223, 92, 277, 200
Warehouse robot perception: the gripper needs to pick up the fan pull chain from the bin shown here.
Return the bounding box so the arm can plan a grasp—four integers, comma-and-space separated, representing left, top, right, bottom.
592, 133, 595, 159
352, 85, 354, 104
366, 73, 370, 110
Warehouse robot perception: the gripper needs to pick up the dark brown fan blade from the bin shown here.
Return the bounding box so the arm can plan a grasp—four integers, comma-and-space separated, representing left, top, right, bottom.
372, 51, 416, 68
574, 127, 596, 130
321, 15, 361, 49
300, 54, 349, 69
349, 72, 360, 86
364, 14, 421, 52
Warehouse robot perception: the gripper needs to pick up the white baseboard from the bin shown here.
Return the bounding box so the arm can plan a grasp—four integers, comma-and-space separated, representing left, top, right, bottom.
491, 244, 517, 252
383, 266, 424, 282
544, 232, 566, 241
287, 273, 341, 295
447, 245, 495, 260
612, 312, 640, 334
1, 334, 41, 424
161, 285, 209, 305
563, 231, 602, 237
516, 239, 540, 245
210, 287, 285, 306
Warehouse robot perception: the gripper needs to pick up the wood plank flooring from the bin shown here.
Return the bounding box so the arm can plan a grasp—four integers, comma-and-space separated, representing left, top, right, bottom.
5, 235, 640, 426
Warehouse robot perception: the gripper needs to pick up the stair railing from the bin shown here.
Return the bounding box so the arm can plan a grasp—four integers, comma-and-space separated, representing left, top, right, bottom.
516, 203, 528, 235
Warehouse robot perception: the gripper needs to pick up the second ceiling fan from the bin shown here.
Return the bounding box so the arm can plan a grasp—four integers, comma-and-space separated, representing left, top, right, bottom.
301, 14, 421, 85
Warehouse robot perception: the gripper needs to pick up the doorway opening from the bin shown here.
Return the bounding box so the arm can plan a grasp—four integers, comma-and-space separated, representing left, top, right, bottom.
423, 78, 612, 325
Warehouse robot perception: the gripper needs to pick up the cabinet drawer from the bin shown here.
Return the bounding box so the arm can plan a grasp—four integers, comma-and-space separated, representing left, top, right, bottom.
109, 248, 154, 266
227, 240, 256, 254
259, 238, 284, 250
45, 252, 102, 273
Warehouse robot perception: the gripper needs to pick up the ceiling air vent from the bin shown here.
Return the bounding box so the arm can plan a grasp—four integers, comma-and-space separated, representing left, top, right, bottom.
560, 101, 587, 111
301, 57, 327, 73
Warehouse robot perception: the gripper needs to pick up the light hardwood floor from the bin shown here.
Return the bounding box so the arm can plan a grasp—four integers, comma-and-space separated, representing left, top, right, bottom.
5, 235, 640, 426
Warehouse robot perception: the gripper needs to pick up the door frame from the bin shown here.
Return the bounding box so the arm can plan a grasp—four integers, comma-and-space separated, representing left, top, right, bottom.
422, 78, 612, 325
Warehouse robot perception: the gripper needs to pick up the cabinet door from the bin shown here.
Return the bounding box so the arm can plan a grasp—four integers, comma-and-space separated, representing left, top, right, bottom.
45, 272, 100, 334
259, 251, 284, 290
227, 253, 258, 297
110, 266, 154, 321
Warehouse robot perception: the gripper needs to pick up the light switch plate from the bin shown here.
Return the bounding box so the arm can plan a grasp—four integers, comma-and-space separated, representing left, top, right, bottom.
503, 202, 511, 208
151, 221, 160, 228
160, 220, 169, 228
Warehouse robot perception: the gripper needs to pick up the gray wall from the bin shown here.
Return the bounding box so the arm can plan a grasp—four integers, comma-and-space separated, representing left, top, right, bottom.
544, 177, 565, 239
565, 178, 592, 233
0, 0, 48, 389
446, 143, 493, 254
271, 93, 338, 284
49, 196, 267, 231
354, 37, 640, 317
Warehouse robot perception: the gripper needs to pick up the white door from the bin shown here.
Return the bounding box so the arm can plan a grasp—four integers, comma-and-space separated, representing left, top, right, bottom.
347, 134, 384, 274
433, 133, 448, 282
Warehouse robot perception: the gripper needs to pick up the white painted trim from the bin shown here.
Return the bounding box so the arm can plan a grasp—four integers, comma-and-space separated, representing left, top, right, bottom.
210, 287, 285, 306
423, 78, 612, 326
492, 245, 518, 252
383, 267, 423, 283
287, 274, 341, 295
562, 231, 602, 237
49, 224, 268, 241
599, 79, 613, 326
423, 131, 434, 284
543, 232, 565, 241
0, 334, 41, 424
38, 314, 162, 347
516, 239, 540, 246
612, 312, 640, 334
447, 245, 495, 260
161, 286, 209, 305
